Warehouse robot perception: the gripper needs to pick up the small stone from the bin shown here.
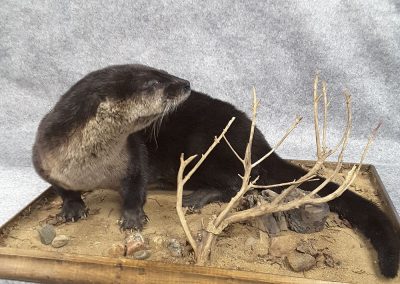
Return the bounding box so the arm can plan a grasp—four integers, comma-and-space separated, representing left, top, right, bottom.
51, 235, 69, 248
38, 224, 56, 245
275, 212, 288, 231
269, 235, 298, 257
108, 243, 125, 257
286, 252, 316, 272
315, 254, 325, 268
133, 250, 151, 260
151, 235, 165, 247
167, 238, 183, 257
126, 240, 146, 256
296, 241, 318, 256
245, 237, 257, 247
126, 232, 145, 243
324, 253, 335, 268
256, 190, 289, 235
256, 214, 280, 235
195, 232, 203, 242
125, 232, 146, 256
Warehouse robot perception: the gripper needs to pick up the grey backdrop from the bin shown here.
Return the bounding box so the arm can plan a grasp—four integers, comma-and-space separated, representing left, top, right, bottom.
1, 0, 399, 266
1, 1, 400, 282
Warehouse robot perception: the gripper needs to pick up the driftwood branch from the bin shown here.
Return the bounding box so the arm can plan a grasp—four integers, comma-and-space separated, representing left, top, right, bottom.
176, 117, 236, 255
176, 75, 379, 265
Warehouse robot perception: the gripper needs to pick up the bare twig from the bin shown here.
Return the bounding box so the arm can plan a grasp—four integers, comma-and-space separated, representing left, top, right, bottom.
313, 74, 322, 157
176, 154, 199, 254
182, 118, 236, 185
223, 135, 243, 162
322, 81, 328, 152
252, 115, 302, 168
175, 75, 378, 265
251, 176, 319, 189
176, 117, 236, 255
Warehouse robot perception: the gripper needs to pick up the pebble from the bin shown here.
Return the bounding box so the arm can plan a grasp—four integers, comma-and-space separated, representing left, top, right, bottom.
125, 233, 146, 256
195, 232, 203, 243
38, 224, 56, 245
108, 243, 126, 257
241, 191, 285, 236
167, 238, 183, 257
256, 214, 280, 235
126, 240, 146, 256
269, 235, 298, 257
286, 252, 316, 272
276, 212, 289, 231
315, 254, 325, 268
296, 241, 318, 256
151, 235, 165, 247
133, 250, 151, 260
323, 253, 338, 268
51, 235, 69, 248
245, 237, 257, 247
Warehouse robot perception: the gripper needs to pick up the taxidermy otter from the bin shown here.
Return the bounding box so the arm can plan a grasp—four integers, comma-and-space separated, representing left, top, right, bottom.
32, 64, 399, 278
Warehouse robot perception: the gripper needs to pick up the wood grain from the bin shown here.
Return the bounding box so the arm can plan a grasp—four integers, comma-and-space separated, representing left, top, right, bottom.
0, 247, 338, 284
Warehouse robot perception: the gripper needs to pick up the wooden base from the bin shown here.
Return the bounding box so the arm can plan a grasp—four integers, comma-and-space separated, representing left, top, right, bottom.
1, 161, 399, 283
0, 247, 337, 284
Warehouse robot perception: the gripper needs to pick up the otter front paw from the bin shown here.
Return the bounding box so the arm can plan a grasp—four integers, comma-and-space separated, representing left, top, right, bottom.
58, 200, 88, 222
120, 209, 149, 231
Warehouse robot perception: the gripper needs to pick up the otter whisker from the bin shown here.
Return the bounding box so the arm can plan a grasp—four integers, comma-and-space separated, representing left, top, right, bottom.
150, 101, 173, 145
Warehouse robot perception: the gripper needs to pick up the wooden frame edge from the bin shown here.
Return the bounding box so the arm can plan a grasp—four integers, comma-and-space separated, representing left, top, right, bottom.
0, 247, 338, 284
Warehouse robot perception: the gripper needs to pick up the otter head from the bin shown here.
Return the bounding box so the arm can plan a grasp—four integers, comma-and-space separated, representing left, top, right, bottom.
93, 64, 192, 132
36, 64, 191, 153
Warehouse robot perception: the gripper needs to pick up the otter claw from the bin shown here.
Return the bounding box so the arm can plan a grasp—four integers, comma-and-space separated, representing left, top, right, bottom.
57, 200, 87, 223
120, 209, 147, 231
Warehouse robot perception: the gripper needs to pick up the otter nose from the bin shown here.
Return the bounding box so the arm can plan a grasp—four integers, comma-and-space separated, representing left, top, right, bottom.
183, 81, 191, 92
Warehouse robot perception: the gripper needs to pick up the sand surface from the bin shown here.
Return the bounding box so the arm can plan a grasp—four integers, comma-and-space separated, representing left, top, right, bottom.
1, 164, 398, 283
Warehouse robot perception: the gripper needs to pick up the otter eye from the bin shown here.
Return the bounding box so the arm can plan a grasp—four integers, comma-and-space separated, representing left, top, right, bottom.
146, 80, 160, 88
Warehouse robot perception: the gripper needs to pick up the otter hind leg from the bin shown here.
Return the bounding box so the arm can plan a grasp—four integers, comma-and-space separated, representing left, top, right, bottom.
182, 188, 234, 209
53, 186, 88, 222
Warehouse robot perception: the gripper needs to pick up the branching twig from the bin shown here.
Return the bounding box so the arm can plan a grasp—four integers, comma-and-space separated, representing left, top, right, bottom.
175, 75, 379, 265
176, 117, 236, 255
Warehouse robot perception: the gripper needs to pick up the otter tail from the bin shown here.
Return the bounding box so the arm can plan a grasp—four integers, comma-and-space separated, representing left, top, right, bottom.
259, 154, 400, 278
